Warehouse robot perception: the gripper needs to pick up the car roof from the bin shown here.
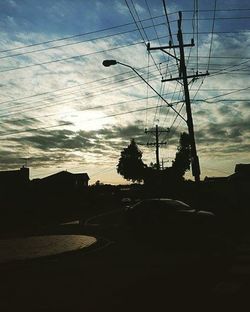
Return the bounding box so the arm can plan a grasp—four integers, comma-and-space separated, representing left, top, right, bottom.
136, 198, 192, 210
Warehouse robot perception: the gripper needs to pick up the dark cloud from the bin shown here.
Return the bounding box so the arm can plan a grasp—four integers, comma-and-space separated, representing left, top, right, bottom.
12, 129, 94, 151
2, 116, 39, 127
3, 123, 150, 158
199, 143, 250, 157
0, 149, 26, 169
196, 112, 250, 145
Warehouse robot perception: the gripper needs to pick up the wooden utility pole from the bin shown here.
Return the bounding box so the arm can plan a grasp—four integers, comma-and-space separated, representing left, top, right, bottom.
147, 11, 209, 182
145, 125, 169, 170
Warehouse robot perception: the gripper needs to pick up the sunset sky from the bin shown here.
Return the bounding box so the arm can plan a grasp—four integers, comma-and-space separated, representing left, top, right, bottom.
0, 0, 249, 184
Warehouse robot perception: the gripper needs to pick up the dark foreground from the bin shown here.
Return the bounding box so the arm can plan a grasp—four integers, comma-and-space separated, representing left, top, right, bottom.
0, 230, 250, 311
1, 220, 250, 312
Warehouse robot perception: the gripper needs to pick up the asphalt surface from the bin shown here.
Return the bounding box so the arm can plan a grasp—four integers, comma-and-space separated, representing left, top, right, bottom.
0, 210, 250, 311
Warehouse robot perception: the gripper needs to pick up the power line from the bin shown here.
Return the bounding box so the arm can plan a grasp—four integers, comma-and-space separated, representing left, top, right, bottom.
171, 16, 250, 22
0, 60, 169, 107
196, 0, 199, 73
0, 103, 172, 137
183, 30, 250, 35
125, 0, 162, 75
0, 76, 160, 118
181, 8, 250, 13
145, 0, 170, 69
188, 55, 250, 60
0, 22, 168, 61
0, 41, 143, 74
208, 60, 250, 77
144, 0, 171, 129
0, 32, 175, 74
0, 122, 73, 137
0, 76, 161, 118
194, 86, 250, 102
0, 15, 167, 54
0, 96, 184, 127
0, 67, 180, 118
0, 63, 171, 115
1, 42, 249, 75
0, 9, 249, 56
207, 0, 217, 71
162, 0, 178, 64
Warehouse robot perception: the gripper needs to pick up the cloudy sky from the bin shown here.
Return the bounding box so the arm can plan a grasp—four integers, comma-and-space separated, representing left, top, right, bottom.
0, 0, 249, 184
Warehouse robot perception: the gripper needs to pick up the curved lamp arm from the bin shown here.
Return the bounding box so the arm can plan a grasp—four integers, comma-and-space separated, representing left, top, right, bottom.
102, 59, 186, 123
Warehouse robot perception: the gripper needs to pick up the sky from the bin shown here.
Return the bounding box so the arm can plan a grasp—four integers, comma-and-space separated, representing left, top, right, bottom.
0, 0, 249, 184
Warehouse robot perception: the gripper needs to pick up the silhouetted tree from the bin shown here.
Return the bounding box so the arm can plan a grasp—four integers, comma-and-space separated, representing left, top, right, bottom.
149, 162, 158, 169
172, 132, 191, 178
117, 139, 145, 182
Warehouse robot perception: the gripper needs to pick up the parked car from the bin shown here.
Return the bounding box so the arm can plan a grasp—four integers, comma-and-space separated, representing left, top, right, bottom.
125, 198, 218, 250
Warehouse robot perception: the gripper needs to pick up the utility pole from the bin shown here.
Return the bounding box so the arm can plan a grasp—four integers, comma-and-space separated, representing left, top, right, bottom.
147, 11, 209, 182
145, 125, 169, 170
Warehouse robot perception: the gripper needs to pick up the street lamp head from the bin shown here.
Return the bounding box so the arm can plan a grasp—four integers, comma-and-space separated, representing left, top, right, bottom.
102, 59, 117, 67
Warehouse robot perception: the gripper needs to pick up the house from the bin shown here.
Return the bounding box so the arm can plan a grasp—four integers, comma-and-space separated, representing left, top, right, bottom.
227, 164, 250, 213
229, 163, 250, 182
33, 170, 90, 191
0, 166, 30, 192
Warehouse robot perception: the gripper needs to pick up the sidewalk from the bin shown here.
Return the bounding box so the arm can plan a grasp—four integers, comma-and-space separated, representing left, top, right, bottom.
0, 234, 96, 264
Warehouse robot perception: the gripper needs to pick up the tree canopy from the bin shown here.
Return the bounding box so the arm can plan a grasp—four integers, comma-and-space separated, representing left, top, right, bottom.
172, 132, 191, 178
117, 139, 145, 182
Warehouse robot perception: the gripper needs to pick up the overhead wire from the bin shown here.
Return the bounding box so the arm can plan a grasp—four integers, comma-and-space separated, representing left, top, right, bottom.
127, 0, 174, 133
193, 86, 250, 102
0, 103, 178, 137
1, 67, 185, 123
0, 22, 170, 61
207, 0, 217, 71
125, 0, 162, 75
0, 60, 172, 107
155, 0, 179, 127
162, 0, 178, 65
0, 72, 162, 117
144, 0, 169, 130
195, 0, 199, 73
1, 93, 183, 125
0, 59, 173, 112
0, 15, 168, 54
0, 32, 176, 75
0, 40, 143, 74
1, 9, 249, 55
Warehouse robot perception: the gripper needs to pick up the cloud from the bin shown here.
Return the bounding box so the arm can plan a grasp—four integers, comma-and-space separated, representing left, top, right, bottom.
11, 128, 94, 151
0, 1, 249, 181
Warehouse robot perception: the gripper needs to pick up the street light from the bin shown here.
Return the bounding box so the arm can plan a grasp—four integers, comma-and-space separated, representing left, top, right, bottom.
102, 60, 117, 67
102, 59, 186, 122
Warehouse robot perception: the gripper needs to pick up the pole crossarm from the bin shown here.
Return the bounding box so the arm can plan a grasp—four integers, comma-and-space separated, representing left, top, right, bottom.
147, 43, 180, 61
147, 41, 194, 62
146, 142, 167, 146
162, 72, 209, 82
145, 125, 169, 170
145, 128, 170, 135
148, 43, 194, 50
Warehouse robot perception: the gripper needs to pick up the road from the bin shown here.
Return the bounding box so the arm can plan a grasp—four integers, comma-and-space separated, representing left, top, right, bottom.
0, 209, 250, 311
